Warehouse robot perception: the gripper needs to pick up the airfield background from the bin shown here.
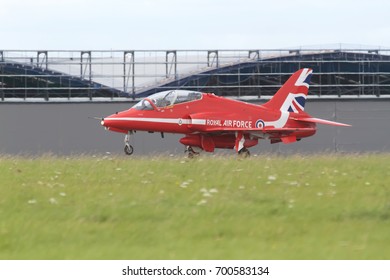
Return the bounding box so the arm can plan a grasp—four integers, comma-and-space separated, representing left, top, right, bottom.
0, 99, 389, 155
1, 48, 390, 155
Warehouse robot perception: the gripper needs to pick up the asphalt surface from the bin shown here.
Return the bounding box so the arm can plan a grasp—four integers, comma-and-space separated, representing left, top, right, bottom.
0, 99, 389, 156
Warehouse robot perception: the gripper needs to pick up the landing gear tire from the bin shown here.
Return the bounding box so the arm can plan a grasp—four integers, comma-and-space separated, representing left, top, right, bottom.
124, 144, 134, 155
123, 131, 134, 156
238, 148, 250, 158
185, 146, 199, 159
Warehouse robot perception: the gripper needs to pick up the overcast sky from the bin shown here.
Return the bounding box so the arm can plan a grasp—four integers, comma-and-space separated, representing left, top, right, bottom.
1, 0, 390, 50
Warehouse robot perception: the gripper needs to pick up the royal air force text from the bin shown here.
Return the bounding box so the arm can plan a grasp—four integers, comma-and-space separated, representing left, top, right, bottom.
206, 119, 253, 128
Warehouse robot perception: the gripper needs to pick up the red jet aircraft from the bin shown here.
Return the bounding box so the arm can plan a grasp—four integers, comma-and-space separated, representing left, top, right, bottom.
100, 68, 350, 157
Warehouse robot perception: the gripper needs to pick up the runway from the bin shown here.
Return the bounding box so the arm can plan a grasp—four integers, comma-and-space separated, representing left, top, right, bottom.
0, 99, 389, 155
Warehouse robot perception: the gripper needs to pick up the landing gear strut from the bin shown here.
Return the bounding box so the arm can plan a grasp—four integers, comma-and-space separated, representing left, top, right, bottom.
124, 131, 134, 155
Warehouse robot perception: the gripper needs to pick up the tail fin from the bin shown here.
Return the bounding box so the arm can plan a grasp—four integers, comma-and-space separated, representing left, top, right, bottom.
263, 68, 313, 113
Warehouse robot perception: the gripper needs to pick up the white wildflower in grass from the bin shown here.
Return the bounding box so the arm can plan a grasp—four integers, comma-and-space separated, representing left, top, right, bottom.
180, 179, 193, 188
317, 192, 323, 197
305, 183, 310, 186
289, 181, 299, 186
49, 198, 58, 204
200, 188, 208, 193
365, 182, 371, 185
197, 199, 207, 206
233, 168, 243, 172
203, 192, 212, 197
209, 188, 218, 193
141, 180, 150, 184
59, 192, 66, 197
115, 168, 122, 171
266, 181, 271, 185
28, 199, 37, 204
329, 182, 337, 187
342, 172, 348, 176
268, 175, 277, 181
287, 173, 293, 176
108, 192, 113, 196
37, 181, 44, 185
239, 185, 245, 190
159, 190, 165, 195
180, 160, 186, 164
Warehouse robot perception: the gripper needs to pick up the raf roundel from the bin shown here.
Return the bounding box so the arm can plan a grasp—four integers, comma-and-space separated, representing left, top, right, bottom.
255, 119, 265, 129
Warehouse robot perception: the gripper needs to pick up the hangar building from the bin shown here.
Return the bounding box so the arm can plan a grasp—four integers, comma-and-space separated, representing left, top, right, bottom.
1, 48, 390, 100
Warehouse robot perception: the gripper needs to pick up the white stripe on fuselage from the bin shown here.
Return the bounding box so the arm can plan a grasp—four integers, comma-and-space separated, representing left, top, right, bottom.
105, 114, 289, 129
263, 111, 289, 128
104, 117, 206, 125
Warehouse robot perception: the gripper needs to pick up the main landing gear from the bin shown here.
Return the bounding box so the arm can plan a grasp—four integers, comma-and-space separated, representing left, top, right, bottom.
185, 146, 251, 158
185, 146, 200, 158
238, 147, 250, 158
124, 131, 134, 155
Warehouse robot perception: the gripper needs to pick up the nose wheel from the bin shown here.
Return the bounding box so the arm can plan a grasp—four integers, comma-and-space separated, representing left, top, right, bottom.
124, 131, 134, 156
124, 144, 134, 155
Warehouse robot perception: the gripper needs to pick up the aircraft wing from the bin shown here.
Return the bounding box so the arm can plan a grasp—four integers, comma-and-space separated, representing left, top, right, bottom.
201, 127, 314, 133
199, 127, 314, 144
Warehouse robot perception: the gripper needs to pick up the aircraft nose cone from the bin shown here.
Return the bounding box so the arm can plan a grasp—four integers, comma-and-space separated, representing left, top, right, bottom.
101, 119, 105, 126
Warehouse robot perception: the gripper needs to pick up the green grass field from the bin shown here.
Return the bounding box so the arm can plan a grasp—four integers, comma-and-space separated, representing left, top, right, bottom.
1, 154, 389, 260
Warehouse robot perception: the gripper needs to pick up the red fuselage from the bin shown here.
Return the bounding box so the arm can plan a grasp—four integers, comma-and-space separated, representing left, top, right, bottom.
101, 92, 316, 151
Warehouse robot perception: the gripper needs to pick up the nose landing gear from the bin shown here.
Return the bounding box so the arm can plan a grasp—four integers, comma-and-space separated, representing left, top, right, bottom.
124, 131, 134, 155
124, 144, 134, 155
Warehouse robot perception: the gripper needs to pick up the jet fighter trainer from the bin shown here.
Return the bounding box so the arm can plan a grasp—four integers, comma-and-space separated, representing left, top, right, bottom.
100, 68, 350, 156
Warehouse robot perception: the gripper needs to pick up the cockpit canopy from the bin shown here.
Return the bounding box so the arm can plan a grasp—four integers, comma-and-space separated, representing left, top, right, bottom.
133, 90, 203, 111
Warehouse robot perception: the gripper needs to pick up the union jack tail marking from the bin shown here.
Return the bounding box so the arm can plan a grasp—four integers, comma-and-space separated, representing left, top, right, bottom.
263, 68, 313, 113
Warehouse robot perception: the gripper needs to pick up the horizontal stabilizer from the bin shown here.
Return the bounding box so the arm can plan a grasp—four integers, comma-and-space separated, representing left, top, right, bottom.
295, 117, 351, 127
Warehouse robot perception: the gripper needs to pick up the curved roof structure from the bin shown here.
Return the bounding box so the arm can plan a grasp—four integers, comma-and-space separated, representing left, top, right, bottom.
137, 50, 390, 98
1, 49, 390, 101
0, 61, 124, 100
